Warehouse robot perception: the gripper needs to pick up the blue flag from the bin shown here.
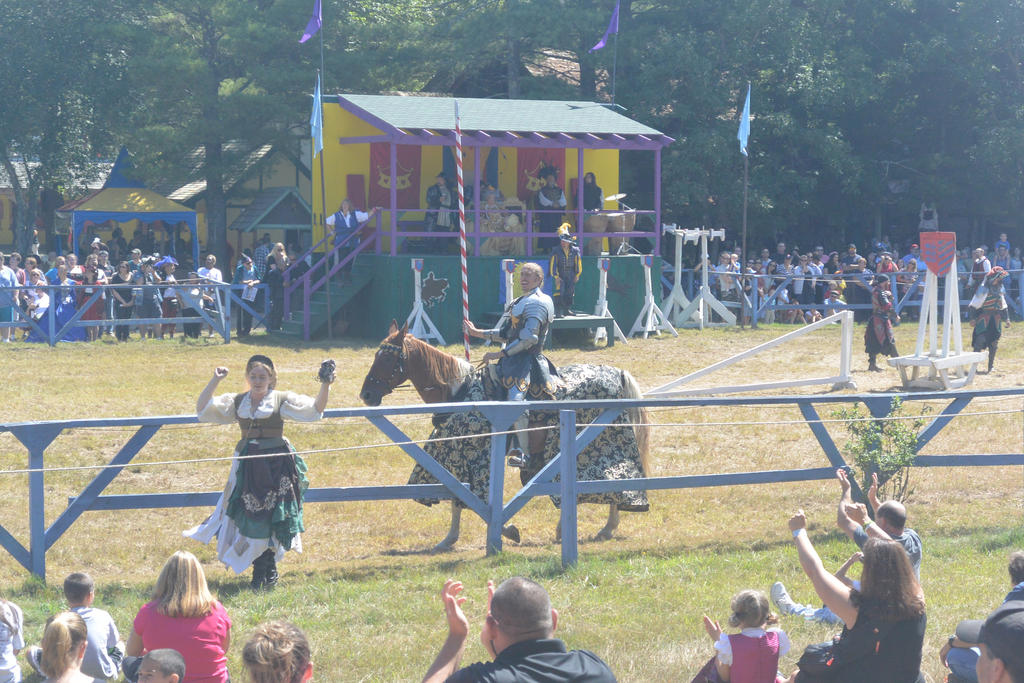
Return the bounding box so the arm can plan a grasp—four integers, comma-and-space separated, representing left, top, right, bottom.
737, 83, 750, 156
299, 0, 321, 44
310, 73, 323, 158
589, 0, 620, 52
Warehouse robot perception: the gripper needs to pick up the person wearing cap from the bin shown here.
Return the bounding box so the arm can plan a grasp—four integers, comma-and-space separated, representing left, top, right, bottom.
549, 224, 582, 317
968, 247, 993, 298
187, 355, 334, 590
969, 266, 1011, 373
840, 243, 862, 271
940, 553, 1024, 683
974, 601, 1024, 683
864, 273, 900, 371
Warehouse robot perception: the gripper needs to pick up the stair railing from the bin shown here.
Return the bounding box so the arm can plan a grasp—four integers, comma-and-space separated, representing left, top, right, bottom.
284, 213, 381, 340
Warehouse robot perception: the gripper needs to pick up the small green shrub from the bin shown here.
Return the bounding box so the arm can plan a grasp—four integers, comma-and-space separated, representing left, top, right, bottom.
832, 398, 929, 503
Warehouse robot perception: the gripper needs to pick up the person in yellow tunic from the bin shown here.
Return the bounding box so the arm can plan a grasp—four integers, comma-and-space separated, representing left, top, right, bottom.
186, 355, 334, 590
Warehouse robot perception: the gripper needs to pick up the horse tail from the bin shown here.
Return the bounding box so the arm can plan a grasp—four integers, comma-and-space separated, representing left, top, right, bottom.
620, 369, 649, 476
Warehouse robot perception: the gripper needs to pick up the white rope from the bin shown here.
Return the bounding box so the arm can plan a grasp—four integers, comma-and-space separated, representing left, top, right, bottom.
0, 425, 551, 476
587, 407, 1023, 429
1, 404, 1018, 476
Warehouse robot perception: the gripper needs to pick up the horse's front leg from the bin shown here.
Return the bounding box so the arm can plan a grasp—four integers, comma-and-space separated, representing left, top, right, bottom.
594, 504, 620, 541
431, 501, 462, 553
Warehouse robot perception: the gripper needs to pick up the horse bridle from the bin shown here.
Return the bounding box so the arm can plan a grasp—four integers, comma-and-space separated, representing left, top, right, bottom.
366, 341, 408, 396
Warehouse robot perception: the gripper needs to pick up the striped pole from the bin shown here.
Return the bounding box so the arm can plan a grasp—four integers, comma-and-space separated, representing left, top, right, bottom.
455, 100, 471, 360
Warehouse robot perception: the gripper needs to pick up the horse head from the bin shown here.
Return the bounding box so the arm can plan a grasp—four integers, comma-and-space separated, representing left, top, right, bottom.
360, 320, 410, 406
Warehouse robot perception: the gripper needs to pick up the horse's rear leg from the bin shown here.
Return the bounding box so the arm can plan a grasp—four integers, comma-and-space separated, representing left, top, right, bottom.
594, 504, 620, 541
432, 502, 520, 552
431, 502, 462, 553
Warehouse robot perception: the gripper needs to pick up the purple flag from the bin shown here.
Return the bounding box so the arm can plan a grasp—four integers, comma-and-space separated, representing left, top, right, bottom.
299, 0, 321, 44
589, 0, 620, 52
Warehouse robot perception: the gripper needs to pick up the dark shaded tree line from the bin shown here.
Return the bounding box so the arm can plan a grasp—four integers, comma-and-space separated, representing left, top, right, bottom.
2, 0, 1021, 258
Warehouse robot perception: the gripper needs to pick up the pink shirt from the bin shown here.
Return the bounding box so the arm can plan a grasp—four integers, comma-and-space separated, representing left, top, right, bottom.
133, 600, 231, 683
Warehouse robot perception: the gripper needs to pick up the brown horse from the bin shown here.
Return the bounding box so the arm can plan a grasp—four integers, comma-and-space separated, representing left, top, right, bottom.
360, 321, 650, 551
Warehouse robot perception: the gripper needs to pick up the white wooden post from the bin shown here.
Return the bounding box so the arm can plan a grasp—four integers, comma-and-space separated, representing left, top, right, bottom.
628, 254, 678, 338
593, 257, 627, 344
660, 224, 695, 326
405, 258, 446, 345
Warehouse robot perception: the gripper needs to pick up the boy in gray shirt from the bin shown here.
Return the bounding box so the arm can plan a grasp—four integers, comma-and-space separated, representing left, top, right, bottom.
27, 572, 124, 682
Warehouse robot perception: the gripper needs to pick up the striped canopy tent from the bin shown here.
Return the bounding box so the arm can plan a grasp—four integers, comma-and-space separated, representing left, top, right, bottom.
58, 149, 199, 265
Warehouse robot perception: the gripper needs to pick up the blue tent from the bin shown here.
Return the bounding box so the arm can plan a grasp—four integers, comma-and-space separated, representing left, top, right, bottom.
60, 149, 200, 265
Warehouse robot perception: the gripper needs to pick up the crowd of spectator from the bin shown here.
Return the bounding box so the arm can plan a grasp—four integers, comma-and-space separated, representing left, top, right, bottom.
695, 234, 1021, 325
2, 513, 1023, 681
0, 556, 312, 683
0, 232, 306, 343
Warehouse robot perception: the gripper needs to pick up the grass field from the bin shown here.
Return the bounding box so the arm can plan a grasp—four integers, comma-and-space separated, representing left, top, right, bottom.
0, 321, 1022, 681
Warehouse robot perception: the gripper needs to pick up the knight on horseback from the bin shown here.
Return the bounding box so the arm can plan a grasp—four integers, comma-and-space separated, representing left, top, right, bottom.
463, 262, 559, 464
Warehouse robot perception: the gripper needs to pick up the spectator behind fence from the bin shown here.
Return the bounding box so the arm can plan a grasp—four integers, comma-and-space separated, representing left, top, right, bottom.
26, 572, 124, 683
242, 621, 313, 683
0, 251, 18, 343
37, 611, 91, 683
124, 551, 231, 683
0, 588, 24, 682
974, 601, 1024, 683
940, 551, 1024, 683
423, 576, 616, 683
698, 589, 790, 683
782, 512, 926, 683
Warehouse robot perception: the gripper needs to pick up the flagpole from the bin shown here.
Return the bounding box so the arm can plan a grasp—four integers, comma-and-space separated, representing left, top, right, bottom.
739, 82, 750, 329
314, 70, 332, 341
611, 31, 618, 104
455, 101, 471, 360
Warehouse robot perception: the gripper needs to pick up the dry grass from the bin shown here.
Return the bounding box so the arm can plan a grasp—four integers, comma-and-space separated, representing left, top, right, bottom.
0, 322, 1022, 681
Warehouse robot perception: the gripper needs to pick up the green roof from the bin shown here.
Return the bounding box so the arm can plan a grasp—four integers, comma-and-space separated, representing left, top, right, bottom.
338, 94, 668, 139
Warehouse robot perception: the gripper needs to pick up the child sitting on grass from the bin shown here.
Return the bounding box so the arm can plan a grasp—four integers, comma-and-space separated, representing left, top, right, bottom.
0, 590, 24, 683
701, 589, 791, 683
26, 572, 124, 683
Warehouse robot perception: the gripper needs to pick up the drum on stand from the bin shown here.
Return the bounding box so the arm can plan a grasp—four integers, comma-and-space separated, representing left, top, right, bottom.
605, 210, 637, 252
583, 213, 610, 255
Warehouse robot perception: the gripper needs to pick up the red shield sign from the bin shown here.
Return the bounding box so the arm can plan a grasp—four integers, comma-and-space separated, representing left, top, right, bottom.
920, 232, 956, 276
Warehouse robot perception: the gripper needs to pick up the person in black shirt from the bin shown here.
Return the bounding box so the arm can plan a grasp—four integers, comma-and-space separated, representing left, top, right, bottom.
423, 577, 616, 683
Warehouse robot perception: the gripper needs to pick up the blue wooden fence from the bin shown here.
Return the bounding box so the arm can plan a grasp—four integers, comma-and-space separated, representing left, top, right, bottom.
0, 282, 269, 345
1, 387, 1021, 580
661, 267, 1024, 322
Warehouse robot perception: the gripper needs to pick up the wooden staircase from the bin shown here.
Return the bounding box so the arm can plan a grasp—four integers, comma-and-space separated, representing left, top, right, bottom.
279, 268, 373, 339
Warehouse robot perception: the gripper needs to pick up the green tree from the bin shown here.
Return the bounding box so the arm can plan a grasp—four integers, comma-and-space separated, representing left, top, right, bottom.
0, 0, 140, 254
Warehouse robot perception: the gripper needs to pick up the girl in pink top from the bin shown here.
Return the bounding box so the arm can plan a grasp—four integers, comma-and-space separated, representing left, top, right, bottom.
702, 589, 790, 683
126, 552, 231, 683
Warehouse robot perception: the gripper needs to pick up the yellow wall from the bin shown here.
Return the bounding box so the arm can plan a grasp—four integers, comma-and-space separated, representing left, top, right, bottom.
314, 100, 623, 249
0, 193, 13, 247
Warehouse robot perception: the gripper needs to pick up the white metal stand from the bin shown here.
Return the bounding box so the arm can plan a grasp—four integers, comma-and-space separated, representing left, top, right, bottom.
404, 258, 446, 345
659, 224, 695, 326
628, 254, 678, 338
888, 238, 985, 389
593, 257, 627, 344
673, 227, 734, 328
486, 259, 518, 346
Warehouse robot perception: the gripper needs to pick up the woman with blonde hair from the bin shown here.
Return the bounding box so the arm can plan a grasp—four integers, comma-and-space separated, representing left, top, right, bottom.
38, 611, 90, 682
242, 621, 312, 683
125, 551, 230, 683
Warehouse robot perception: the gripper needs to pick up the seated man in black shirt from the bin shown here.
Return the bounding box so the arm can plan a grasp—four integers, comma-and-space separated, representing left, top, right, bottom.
423, 576, 616, 683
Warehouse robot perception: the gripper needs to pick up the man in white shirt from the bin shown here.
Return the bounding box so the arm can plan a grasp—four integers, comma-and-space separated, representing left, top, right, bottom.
197, 254, 223, 336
